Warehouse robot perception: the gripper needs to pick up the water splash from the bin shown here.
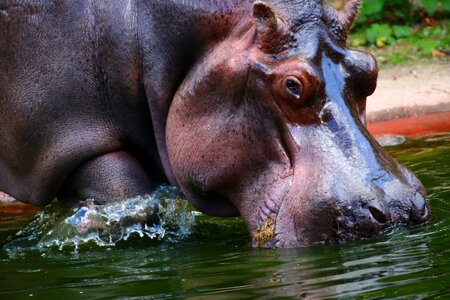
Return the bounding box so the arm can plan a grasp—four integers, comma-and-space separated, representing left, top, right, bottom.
3, 186, 196, 252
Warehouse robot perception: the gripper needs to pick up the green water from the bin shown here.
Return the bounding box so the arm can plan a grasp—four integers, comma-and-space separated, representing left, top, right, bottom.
1, 133, 450, 299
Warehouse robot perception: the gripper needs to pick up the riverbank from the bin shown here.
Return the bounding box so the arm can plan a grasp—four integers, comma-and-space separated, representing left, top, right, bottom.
367, 60, 450, 137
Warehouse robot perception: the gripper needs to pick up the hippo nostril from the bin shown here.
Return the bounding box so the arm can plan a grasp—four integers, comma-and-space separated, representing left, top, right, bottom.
411, 192, 426, 210
365, 200, 390, 224
409, 206, 428, 225
421, 205, 429, 220
409, 193, 429, 225
368, 206, 389, 224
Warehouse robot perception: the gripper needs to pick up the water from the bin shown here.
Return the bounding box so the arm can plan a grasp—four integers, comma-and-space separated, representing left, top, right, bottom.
1, 133, 450, 299
3, 187, 195, 252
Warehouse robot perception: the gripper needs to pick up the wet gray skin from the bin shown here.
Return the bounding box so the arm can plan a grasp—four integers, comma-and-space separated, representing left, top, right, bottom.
0, 0, 428, 247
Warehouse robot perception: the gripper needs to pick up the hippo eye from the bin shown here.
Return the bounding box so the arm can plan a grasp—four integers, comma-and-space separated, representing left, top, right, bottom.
284, 77, 302, 99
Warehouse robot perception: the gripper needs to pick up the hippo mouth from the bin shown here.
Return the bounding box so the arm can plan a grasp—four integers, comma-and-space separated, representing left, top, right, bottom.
250, 173, 293, 248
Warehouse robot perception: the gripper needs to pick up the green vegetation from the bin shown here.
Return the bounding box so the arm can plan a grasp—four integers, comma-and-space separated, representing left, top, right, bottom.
350, 20, 450, 66
356, 0, 450, 23
329, 0, 450, 66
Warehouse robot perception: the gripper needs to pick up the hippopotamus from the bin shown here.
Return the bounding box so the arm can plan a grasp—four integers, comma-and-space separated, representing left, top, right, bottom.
0, 0, 429, 247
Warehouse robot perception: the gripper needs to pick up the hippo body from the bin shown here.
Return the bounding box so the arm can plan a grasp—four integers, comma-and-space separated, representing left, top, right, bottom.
0, 0, 429, 247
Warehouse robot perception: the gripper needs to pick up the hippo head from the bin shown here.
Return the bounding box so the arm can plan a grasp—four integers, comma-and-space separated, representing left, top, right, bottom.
166, 0, 429, 247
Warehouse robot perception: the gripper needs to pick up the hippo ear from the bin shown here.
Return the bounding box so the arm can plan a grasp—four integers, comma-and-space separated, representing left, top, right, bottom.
324, 0, 361, 43
252, 1, 286, 52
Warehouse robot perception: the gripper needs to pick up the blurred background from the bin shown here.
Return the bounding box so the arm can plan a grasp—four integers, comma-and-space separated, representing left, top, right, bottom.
328, 0, 450, 64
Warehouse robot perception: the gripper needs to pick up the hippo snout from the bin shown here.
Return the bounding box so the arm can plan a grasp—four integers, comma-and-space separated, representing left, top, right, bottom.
335, 190, 429, 240
265, 122, 430, 248
273, 191, 429, 248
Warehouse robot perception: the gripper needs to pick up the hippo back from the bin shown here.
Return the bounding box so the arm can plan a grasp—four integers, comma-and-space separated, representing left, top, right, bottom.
0, 0, 157, 204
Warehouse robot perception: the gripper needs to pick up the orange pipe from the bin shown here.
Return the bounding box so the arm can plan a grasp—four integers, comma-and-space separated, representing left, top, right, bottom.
368, 111, 450, 137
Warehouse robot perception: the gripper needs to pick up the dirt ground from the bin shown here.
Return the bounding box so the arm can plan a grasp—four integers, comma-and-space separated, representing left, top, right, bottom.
367, 61, 450, 122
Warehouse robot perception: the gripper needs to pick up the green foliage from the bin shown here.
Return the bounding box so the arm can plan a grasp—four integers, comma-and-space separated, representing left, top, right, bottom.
361, 23, 419, 48
392, 25, 412, 38
328, 0, 450, 18
360, 0, 385, 16
349, 20, 450, 65
358, 0, 450, 21
337, 0, 450, 64
421, 0, 440, 15
414, 39, 440, 54
365, 24, 394, 47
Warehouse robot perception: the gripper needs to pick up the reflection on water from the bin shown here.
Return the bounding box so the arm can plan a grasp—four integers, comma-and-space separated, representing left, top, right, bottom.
1, 133, 450, 299
257, 230, 433, 298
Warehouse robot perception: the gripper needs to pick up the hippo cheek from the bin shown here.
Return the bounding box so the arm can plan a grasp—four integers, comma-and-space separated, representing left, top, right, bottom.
274, 197, 338, 248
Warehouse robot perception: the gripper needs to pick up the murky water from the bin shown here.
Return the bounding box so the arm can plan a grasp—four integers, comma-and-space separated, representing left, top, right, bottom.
1, 133, 450, 299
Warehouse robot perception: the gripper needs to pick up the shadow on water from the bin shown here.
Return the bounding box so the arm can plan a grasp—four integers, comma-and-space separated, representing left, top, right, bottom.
1, 133, 450, 299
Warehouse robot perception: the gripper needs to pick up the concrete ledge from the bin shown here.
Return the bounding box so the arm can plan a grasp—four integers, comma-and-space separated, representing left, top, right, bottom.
368, 111, 450, 137
367, 62, 450, 136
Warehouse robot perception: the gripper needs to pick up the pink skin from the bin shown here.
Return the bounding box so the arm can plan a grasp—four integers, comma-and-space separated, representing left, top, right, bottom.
166, 1, 428, 247
0, 0, 427, 248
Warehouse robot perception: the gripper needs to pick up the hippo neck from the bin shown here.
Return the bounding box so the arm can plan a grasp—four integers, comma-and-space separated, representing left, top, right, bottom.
140, 0, 251, 44
137, 0, 253, 187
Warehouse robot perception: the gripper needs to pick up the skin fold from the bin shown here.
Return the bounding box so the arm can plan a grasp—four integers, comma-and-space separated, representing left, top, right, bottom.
0, 0, 429, 247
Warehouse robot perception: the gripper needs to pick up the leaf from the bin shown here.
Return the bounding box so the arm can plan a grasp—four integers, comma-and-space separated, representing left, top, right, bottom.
441, 36, 450, 48
414, 39, 440, 55
431, 26, 442, 36
376, 38, 387, 48
360, 0, 385, 16
442, 1, 450, 12
351, 37, 366, 47
393, 25, 412, 38
365, 24, 393, 45
420, 0, 439, 15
